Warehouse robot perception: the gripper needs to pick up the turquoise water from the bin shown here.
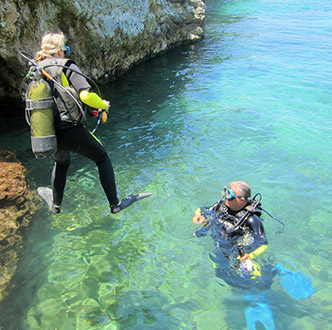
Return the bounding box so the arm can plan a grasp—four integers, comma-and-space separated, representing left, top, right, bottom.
1, 0, 332, 328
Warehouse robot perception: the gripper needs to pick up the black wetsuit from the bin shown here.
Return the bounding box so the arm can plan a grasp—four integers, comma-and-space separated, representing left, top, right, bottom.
195, 200, 276, 290
51, 62, 119, 207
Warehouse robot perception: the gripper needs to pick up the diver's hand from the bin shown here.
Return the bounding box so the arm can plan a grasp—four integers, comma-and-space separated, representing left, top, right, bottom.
237, 253, 251, 262
103, 100, 110, 112
192, 214, 206, 225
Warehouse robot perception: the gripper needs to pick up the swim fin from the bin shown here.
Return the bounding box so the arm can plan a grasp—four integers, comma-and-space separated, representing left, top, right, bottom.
275, 263, 316, 300
245, 302, 275, 330
111, 192, 152, 214
37, 187, 60, 214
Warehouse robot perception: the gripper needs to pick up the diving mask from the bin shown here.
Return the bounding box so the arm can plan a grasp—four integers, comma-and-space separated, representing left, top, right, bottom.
222, 186, 244, 201
62, 46, 70, 55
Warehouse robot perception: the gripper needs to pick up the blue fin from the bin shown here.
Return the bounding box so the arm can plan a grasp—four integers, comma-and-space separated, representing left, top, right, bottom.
275, 263, 316, 300
245, 302, 275, 330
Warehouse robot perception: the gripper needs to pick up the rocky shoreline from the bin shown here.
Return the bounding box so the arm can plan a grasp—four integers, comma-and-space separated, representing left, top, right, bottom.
0, 0, 206, 111
0, 151, 39, 301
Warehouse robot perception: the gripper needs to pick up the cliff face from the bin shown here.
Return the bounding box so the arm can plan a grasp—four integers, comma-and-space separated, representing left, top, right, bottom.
0, 0, 205, 110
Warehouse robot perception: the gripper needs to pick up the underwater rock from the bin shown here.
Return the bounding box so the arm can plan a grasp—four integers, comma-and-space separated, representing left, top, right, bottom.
0, 150, 38, 302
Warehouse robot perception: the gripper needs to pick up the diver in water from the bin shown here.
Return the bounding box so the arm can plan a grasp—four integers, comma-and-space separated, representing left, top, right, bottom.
193, 181, 315, 330
32, 32, 151, 214
192, 180, 276, 290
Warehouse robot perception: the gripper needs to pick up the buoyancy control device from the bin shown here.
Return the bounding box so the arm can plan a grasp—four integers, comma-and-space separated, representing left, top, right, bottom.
21, 54, 83, 159
25, 66, 57, 159
39, 57, 85, 125
20, 51, 108, 159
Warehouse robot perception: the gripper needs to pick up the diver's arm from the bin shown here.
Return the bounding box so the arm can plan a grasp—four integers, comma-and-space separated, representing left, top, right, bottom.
192, 206, 215, 226
248, 244, 268, 259
192, 207, 212, 237
65, 62, 110, 111
192, 208, 207, 225
239, 215, 268, 261
240, 244, 268, 259
79, 90, 109, 110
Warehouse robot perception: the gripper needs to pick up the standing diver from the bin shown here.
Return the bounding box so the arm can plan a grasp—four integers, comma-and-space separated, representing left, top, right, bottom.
29, 32, 151, 214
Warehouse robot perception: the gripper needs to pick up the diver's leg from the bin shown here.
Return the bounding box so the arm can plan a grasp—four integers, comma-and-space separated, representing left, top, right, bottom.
62, 125, 120, 207
97, 153, 120, 207
52, 150, 70, 212
59, 125, 151, 213
38, 149, 70, 214
95, 151, 153, 213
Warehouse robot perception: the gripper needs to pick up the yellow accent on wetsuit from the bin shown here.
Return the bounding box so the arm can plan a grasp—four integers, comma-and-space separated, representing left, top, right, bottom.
90, 132, 103, 146
194, 208, 202, 215
79, 90, 108, 109
249, 244, 268, 260
61, 72, 70, 87
61, 74, 107, 112
250, 260, 262, 278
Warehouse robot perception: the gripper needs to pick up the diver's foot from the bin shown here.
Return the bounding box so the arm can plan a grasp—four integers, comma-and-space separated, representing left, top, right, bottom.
52, 205, 61, 214
111, 193, 152, 214
37, 187, 61, 214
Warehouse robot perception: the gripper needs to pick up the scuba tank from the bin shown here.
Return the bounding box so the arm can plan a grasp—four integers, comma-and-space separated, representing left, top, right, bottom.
25, 66, 57, 159
20, 51, 109, 159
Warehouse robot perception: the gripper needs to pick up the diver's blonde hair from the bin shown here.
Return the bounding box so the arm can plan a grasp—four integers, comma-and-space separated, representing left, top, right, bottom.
35, 32, 65, 62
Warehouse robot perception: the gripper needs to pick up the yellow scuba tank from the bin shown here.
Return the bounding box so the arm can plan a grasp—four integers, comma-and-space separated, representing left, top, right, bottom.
25, 70, 57, 159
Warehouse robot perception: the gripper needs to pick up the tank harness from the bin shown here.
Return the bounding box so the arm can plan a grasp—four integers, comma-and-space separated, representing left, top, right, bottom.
211, 193, 284, 235
39, 57, 86, 125
20, 51, 107, 159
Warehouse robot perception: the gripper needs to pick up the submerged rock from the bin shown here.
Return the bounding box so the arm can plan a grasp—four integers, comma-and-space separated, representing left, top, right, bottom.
0, 150, 38, 302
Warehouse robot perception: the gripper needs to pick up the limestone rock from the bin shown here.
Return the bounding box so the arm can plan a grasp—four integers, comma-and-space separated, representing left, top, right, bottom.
0, 0, 205, 109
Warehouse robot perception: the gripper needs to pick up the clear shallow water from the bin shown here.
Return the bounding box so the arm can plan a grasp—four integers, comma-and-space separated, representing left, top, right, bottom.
1, 0, 332, 328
